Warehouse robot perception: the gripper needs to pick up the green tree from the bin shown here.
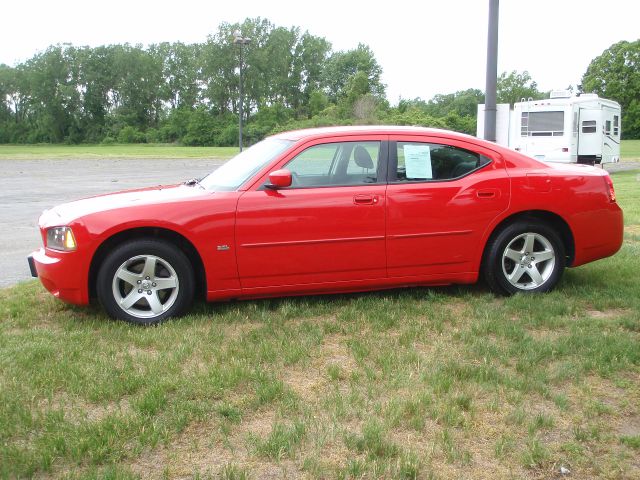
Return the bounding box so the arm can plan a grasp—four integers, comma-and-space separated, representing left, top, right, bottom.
0, 17, 390, 145
110, 44, 164, 131
423, 88, 484, 118
21, 45, 84, 142
323, 44, 385, 104
150, 42, 200, 110
497, 70, 544, 106
296, 33, 331, 114
581, 40, 640, 139
76, 45, 119, 142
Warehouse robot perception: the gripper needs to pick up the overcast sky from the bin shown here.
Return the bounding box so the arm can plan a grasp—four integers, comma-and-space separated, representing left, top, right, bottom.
1, 0, 638, 103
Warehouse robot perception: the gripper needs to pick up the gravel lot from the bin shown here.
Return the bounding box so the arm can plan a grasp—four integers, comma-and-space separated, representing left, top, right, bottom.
0, 158, 637, 288
0, 158, 224, 287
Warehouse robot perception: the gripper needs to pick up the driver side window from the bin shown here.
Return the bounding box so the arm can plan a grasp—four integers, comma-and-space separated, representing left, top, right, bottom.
284, 141, 381, 188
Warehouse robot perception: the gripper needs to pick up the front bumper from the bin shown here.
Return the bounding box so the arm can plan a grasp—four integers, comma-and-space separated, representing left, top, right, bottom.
27, 255, 38, 277
29, 248, 89, 305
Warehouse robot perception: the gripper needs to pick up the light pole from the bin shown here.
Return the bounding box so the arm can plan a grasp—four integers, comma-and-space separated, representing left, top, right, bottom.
233, 30, 251, 151
484, 0, 499, 142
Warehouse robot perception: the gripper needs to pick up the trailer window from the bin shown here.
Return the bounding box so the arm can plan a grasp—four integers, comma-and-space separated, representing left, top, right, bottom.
614, 115, 619, 136
605, 120, 611, 135
521, 111, 564, 136
582, 120, 597, 134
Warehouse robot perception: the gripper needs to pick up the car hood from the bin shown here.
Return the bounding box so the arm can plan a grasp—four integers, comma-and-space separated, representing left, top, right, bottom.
40, 184, 211, 227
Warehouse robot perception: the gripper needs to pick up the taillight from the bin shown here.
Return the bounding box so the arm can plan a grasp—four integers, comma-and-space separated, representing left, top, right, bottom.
604, 175, 616, 202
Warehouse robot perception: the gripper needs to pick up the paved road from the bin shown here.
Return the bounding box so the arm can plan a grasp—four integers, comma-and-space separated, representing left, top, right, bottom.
605, 160, 640, 173
0, 158, 224, 287
1, 158, 637, 288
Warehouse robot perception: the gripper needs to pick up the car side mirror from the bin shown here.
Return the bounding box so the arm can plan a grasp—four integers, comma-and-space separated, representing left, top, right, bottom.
266, 169, 292, 189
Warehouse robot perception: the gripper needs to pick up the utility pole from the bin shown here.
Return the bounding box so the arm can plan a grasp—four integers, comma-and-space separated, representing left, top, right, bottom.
234, 31, 251, 152
484, 0, 499, 142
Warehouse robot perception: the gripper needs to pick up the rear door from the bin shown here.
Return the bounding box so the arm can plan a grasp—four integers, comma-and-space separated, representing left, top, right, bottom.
236, 136, 388, 289
386, 136, 510, 278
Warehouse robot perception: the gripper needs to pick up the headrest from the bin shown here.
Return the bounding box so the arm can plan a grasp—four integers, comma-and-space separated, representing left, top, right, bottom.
354, 145, 374, 169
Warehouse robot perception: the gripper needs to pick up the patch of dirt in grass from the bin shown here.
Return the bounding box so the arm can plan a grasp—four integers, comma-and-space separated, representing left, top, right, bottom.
127, 408, 304, 479
564, 373, 640, 467
285, 367, 326, 403
526, 328, 565, 341
565, 375, 627, 413
126, 345, 159, 357
223, 321, 263, 341
411, 326, 457, 357
283, 333, 357, 401
128, 418, 232, 478
83, 398, 132, 423
310, 433, 357, 471
237, 409, 277, 439
446, 300, 469, 318
414, 389, 588, 480
113, 345, 160, 371
624, 225, 640, 236
180, 356, 210, 376
37, 392, 132, 425
618, 417, 640, 437
585, 308, 631, 319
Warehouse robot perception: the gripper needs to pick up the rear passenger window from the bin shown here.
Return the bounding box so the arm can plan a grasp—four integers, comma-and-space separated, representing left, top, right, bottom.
393, 142, 491, 182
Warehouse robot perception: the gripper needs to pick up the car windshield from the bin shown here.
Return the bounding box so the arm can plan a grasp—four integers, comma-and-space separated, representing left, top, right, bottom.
200, 138, 294, 191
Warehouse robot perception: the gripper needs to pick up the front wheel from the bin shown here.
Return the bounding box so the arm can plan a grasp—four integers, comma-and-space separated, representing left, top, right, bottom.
483, 221, 566, 295
96, 239, 195, 324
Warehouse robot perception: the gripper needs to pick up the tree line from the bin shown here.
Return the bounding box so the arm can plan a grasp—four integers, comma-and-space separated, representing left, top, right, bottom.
0, 18, 636, 145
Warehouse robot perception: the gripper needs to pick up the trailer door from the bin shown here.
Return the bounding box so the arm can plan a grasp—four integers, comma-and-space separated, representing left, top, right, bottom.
601, 107, 621, 163
577, 108, 601, 162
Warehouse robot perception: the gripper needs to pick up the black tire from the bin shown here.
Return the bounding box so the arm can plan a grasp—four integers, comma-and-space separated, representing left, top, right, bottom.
483, 220, 565, 295
96, 239, 195, 325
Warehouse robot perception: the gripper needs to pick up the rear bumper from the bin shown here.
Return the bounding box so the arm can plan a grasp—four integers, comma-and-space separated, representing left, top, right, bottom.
572, 203, 624, 267
30, 248, 89, 305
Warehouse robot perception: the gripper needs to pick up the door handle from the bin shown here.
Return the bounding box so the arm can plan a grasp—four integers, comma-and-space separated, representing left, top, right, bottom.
353, 194, 378, 205
477, 189, 499, 199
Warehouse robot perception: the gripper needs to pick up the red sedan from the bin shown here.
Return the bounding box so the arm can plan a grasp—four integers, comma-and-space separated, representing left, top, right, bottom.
28, 126, 623, 324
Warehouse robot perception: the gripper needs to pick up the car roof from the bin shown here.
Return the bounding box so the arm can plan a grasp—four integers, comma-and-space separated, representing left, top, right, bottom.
269, 125, 547, 169
271, 125, 481, 143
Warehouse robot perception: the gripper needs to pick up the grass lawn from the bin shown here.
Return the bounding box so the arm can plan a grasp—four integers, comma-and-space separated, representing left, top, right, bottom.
1, 172, 639, 479
621, 139, 640, 161
0, 144, 238, 160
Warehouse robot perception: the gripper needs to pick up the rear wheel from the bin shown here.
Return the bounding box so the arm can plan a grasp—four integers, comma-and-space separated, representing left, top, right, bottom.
97, 239, 194, 324
483, 221, 565, 295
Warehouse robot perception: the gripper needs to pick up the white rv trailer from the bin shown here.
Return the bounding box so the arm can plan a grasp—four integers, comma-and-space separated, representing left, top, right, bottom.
477, 91, 621, 164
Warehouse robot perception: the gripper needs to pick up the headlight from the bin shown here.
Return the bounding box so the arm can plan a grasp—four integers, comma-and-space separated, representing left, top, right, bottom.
46, 227, 77, 251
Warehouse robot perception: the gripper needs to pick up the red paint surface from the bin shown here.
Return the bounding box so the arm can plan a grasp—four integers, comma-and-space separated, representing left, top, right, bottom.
31, 127, 623, 305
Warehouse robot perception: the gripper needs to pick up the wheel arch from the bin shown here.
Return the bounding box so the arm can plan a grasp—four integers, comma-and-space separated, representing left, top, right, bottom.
88, 227, 206, 300
482, 210, 575, 269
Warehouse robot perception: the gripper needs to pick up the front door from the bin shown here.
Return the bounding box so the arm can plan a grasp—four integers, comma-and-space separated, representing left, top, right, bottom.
236, 138, 388, 290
